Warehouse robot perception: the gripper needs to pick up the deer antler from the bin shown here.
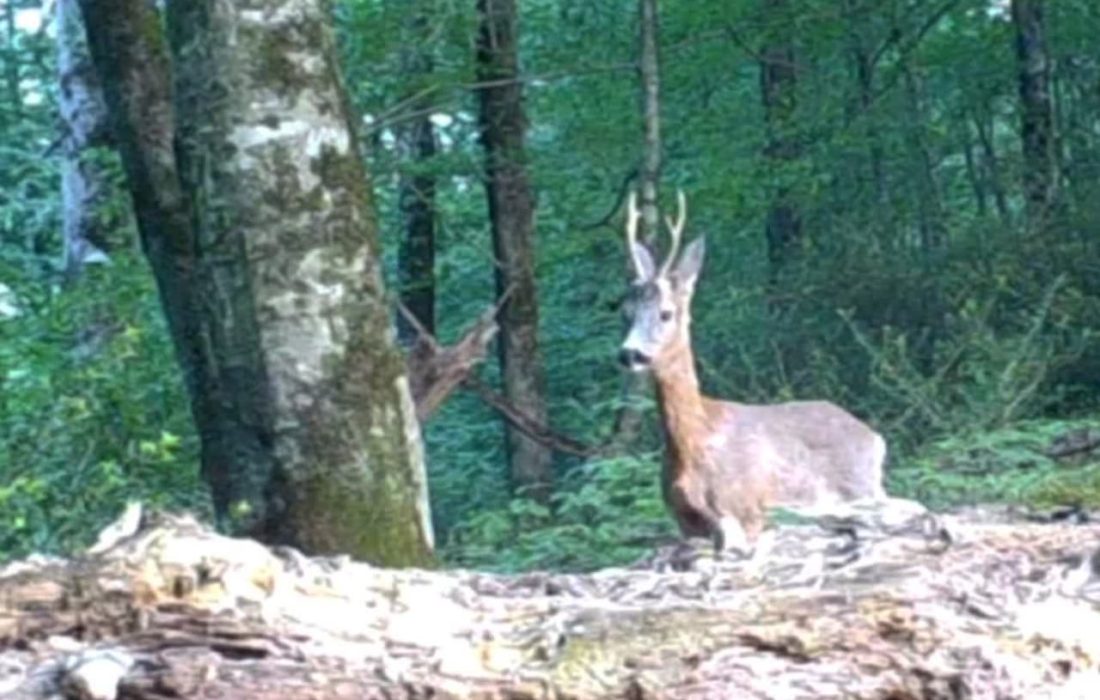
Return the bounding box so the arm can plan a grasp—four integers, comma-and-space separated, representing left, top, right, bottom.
624, 191, 647, 279
659, 189, 687, 277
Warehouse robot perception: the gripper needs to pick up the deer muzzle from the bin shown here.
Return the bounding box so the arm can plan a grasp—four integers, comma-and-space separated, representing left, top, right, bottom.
619, 347, 652, 370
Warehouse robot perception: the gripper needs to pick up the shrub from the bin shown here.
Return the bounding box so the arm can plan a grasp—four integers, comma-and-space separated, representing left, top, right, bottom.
0, 255, 206, 560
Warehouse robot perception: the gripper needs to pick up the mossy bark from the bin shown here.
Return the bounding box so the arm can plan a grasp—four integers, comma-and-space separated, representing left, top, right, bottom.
79, 0, 434, 567
166, 0, 433, 566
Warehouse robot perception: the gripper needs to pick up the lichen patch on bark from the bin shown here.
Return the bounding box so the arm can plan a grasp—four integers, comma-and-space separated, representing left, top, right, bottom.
165, 0, 434, 563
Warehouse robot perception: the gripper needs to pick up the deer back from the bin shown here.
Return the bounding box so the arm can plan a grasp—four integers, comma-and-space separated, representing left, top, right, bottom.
699, 398, 886, 507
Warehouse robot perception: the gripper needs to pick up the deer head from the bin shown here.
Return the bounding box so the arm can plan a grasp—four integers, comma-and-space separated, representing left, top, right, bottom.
619, 190, 706, 372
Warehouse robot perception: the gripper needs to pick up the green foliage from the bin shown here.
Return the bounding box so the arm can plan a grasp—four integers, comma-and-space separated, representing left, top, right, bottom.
0, 5, 58, 278
444, 453, 674, 572
889, 419, 1100, 510
840, 269, 1086, 449
3, 0, 1100, 570
0, 255, 206, 560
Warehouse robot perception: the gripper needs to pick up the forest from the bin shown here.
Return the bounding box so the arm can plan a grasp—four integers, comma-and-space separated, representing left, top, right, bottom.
1, 0, 1099, 574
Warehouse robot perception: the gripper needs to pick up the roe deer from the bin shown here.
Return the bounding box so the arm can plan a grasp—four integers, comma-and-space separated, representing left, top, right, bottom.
618, 191, 886, 553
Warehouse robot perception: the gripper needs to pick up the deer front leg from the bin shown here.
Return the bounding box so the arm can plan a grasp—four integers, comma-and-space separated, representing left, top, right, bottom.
714, 516, 751, 557
714, 504, 770, 559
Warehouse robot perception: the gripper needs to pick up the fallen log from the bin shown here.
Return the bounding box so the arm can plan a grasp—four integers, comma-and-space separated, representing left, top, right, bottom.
2, 501, 1099, 699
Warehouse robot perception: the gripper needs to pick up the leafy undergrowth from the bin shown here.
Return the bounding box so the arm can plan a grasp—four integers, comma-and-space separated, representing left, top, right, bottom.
447, 418, 1100, 573
0, 258, 208, 561
889, 418, 1100, 510
442, 453, 676, 573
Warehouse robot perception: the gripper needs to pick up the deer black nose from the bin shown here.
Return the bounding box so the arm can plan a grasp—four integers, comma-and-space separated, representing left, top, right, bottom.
619, 348, 651, 367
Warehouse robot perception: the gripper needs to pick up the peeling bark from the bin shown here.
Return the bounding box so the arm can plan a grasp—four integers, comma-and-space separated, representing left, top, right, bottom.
3, 504, 1100, 699
475, 0, 552, 499
57, 0, 112, 275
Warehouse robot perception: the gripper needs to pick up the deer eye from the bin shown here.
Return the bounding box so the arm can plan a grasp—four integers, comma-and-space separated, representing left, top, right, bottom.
660, 310, 673, 322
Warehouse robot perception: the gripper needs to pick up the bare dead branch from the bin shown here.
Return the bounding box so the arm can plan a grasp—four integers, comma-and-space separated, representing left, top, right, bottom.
401, 290, 513, 422
462, 376, 603, 458
580, 167, 639, 230
398, 287, 604, 458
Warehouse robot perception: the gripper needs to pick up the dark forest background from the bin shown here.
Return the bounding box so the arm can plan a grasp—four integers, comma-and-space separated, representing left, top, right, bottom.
2, 0, 1099, 571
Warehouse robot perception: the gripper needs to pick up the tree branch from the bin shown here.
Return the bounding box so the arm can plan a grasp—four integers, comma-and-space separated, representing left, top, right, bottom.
580, 167, 639, 230
398, 291, 604, 458
400, 291, 511, 423
462, 376, 603, 458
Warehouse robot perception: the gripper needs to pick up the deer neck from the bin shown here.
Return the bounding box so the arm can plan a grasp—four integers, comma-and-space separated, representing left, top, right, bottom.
652, 341, 708, 477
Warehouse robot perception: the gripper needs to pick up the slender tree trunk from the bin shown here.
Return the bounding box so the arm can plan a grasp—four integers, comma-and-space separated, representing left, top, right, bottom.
79, 0, 434, 567
899, 58, 945, 251
57, 0, 112, 276
396, 117, 437, 343
2, 1, 19, 126
637, 0, 662, 243
75, 0, 210, 453
1058, 57, 1096, 215
612, 0, 662, 448
843, 0, 887, 207
396, 12, 438, 345
972, 109, 1010, 223
960, 119, 988, 217
475, 0, 552, 499
759, 0, 801, 280
1010, 0, 1057, 228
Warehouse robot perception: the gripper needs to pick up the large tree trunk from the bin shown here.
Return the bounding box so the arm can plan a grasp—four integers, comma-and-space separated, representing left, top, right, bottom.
395, 9, 437, 345
78, 0, 434, 567
475, 0, 552, 499
1010, 0, 1057, 228
759, 0, 801, 280
56, 0, 112, 276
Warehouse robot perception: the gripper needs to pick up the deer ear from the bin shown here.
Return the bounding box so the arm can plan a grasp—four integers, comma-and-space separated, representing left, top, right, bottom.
674, 236, 705, 288
631, 242, 657, 281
